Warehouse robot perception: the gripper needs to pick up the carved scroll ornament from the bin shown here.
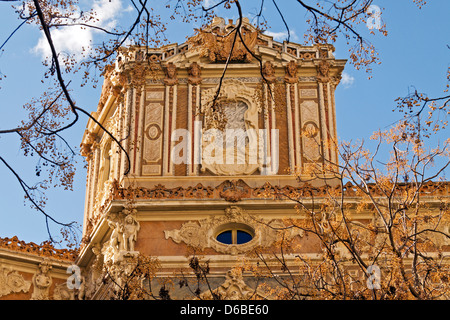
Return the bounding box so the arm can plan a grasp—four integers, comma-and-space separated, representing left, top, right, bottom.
0, 264, 31, 298
164, 206, 304, 255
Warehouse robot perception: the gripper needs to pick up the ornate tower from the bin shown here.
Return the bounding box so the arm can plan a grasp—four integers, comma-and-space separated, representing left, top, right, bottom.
76, 17, 346, 299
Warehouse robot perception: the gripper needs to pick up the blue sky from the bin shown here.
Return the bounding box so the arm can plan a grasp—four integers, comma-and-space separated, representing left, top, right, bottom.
0, 0, 449, 247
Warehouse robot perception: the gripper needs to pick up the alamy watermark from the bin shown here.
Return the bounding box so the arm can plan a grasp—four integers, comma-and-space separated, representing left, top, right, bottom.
366, 4, 382, 30
67, 264, 82, 290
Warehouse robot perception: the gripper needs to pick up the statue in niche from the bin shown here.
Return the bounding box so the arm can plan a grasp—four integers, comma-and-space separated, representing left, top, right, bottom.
284, 60, 298, 84
188, 61, 202, 85
103, 209, 140, 264
122, 215, 140, 252
30, 259, 52, 300
84, 244, 103, 299
108, 218, 124, 252
102, 213, 124, 263
262, 61, 276, 83
164, 62, 178, 86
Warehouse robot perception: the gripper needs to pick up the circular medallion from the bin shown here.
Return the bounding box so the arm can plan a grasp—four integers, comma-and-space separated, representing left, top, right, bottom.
145, 123, 162, 140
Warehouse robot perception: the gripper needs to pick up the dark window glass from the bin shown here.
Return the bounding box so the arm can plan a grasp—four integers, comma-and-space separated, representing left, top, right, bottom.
216, 229, 253, 245
236, 230, 252, 244
216, 230, 233, 244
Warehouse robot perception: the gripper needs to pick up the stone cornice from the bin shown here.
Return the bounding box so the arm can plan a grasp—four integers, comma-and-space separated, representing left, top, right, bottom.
111, 179, 450, 202
0, 236, 78, 262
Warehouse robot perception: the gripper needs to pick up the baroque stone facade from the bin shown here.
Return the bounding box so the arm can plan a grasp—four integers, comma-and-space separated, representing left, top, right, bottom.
71, 16, 348, 300
1, 17, 448, 300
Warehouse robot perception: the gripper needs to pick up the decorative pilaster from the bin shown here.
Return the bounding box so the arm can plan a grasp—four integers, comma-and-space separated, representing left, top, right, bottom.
169, 84, 178, 175
135, 84, 145, 176
284, 61, 300, 173
285, 83, 295, 173
193, 85, 202, 175
120, 88, 132, 177
326, 81, 337, 166
188, 62, 202, 176
113, 101, 123, 181
129, 86, 136, 175
269, 83, 277, 175
163, 62, 178, 176
163, 85, 171, 176
317, 60, 331, 166
90, 142, 101, 218
293, 82, 301, 171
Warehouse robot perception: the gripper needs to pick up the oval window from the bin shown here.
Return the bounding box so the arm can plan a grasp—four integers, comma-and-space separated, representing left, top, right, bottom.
215, 223, 254, 245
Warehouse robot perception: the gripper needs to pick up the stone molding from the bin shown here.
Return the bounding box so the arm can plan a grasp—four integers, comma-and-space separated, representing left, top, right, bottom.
110, 180, 450, 202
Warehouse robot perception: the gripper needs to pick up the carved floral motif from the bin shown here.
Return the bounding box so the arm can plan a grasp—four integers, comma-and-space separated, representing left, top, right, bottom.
0, 264, 31, 298
109, 180, 450, 203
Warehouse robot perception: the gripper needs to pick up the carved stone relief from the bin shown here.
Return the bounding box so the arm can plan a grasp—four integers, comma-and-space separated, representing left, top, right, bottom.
300, 100, 322, 162
102, 204, 140, 264
201, 270, 265, 300
200, 79, 261, 176
81, 244, 104, 300
164, 206, 304, 255
164, 62, 178, 86
0, 264, 31, 298
30, 259, 52, 300
284, 60, 298, 84
188, 62, 202, 85
299, 88, 318, 98
192, 17, 258, 63
53, 283, 75, 300
142, 102, 164, 175
317, 60, 330, 83
262, 61, 276, 83
146, 91, 164, 100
